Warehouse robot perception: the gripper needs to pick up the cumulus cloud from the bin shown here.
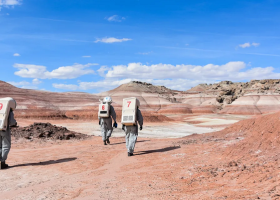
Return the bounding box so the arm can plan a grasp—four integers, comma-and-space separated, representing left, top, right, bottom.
8, 78, 42, 90
52, 84, 79, 91
97, 66, 110, 77
32, 78, 42, 85
13, 53, 20, 56
95, 37, 132, 43
14, 63, 97, 79
82, 55, 91, 58
104, 62, 247, 80
51, 61, 280, 92
52, 79, 132, 91
239, 42, 260, 48
106, 15, 125, 22
0, 0, 21, 9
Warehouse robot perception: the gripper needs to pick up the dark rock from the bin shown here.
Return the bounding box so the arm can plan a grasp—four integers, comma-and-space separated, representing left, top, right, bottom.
11, 122, 88, 140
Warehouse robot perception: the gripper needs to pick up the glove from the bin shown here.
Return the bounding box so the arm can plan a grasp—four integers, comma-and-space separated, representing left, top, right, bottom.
122, 124, 125, 131
113, 122, 117, 128
99, 120, 100, 125
140, 126, 143, 131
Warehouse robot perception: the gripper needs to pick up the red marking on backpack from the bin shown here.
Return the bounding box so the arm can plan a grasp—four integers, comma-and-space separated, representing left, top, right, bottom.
127, 101, 131, 107
0, 103, 3, 111
102, 105, 105, 110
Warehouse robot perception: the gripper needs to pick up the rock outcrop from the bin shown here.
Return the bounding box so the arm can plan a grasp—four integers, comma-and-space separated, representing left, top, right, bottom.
1, 79, 280, 119
11, 123, 88, 140
186, 79, 280, 114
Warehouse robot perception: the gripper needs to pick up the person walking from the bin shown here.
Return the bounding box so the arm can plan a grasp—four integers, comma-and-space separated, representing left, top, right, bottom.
98, 97, 117, 145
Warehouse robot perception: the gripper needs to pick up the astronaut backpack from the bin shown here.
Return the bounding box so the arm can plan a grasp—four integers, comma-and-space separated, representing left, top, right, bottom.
0, 97, 16, 131
121, 97, 140, 126
98, 97, 112, 118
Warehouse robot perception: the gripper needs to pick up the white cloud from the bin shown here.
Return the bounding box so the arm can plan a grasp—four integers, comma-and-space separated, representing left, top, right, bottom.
32, 78, 42, 85
51, 61, 280, 92
0, 0, 21, 9
52, 79, 132, 92
13, 53, 20, 56
239, 42, 260, 48
14, 63, 97, 79
8, 79, 42, 90
0, 0, 21, 6
52, 83, 79, 91
106, 15, 125, 22
105, 62, 247, 80
252, 42, 260, 47
239, 43, 251, 48
97, 66, 110, 77
95, 37, 132, 43
82, 56, 91, 58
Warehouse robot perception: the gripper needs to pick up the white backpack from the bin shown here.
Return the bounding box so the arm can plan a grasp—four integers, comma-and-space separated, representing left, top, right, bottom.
0, 97, 16, 131
98, 102, 110, 118
121, 97, 140, 126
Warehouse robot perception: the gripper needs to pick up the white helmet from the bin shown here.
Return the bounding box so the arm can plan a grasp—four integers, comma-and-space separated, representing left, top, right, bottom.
103, 96, 112, 104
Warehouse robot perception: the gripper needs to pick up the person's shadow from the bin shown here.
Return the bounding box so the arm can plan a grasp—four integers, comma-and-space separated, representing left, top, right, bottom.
110, 140, 150, 145
10, 157, 77, 168
135, 146, 181, 155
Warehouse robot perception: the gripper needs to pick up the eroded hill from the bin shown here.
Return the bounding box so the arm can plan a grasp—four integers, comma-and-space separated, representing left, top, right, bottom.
2, 79, 280, 121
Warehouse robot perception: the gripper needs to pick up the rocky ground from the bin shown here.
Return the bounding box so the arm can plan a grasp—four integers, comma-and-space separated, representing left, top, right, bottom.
11, 123, 88, 140
1, 112, 280, 199
2, 79, 280, 199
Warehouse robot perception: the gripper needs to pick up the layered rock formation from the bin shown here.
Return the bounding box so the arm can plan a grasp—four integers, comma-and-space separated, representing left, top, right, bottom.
0, 81, 99, 119
187, 79, 280, 114
1, 79, 280, 120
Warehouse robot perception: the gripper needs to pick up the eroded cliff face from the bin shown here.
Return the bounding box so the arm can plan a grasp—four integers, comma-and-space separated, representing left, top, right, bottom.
2, 79, 280, 120
187, 79, 280, 114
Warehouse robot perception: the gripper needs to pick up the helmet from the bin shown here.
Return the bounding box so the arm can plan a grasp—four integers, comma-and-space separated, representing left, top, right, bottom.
103, 96, 112, 104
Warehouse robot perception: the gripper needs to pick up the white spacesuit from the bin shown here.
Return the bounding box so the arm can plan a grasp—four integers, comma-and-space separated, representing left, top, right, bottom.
121, 97, 143, 156
98, 97, 117, 145
0, 97, 17, 169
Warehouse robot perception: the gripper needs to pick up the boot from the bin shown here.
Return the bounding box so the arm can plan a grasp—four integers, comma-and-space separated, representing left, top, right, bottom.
1, 161, 9, 169
106, 138, 110, 144
103, 140, 107, 145
128, 152, 134, 157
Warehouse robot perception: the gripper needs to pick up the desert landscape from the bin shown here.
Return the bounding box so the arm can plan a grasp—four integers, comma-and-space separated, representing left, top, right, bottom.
1, 80, 280, 199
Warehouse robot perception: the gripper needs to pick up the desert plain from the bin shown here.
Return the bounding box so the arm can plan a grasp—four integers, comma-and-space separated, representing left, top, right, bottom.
1, 80, 280, 199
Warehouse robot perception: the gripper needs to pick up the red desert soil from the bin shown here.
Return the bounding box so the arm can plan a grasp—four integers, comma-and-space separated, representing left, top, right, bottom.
2, 112, 280, 199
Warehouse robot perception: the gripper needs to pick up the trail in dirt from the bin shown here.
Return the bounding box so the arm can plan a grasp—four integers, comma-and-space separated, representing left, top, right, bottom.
1, 138, 162, 200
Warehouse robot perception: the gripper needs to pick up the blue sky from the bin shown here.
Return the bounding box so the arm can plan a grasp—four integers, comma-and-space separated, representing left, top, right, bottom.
1, 0, 280, 92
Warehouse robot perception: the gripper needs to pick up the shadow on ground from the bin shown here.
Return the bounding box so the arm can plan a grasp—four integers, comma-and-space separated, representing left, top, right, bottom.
136, 146, 181, 155
110, 140, 150, 145
10, 157, 77, 168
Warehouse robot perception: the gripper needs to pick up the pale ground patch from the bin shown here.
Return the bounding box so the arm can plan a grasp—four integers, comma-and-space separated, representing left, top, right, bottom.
17, 119, 218, 138
181, 114, 250, 127
15, 113, 247, 139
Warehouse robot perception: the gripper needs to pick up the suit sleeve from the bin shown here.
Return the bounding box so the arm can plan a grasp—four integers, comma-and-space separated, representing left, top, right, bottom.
9, 111, 17, 126
137, 109, 143, 126
110, 105, 117, 122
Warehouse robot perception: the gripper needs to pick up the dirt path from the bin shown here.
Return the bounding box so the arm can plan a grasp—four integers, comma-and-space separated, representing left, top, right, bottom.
2, 128, 279, 199
0, 137, 182, 199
